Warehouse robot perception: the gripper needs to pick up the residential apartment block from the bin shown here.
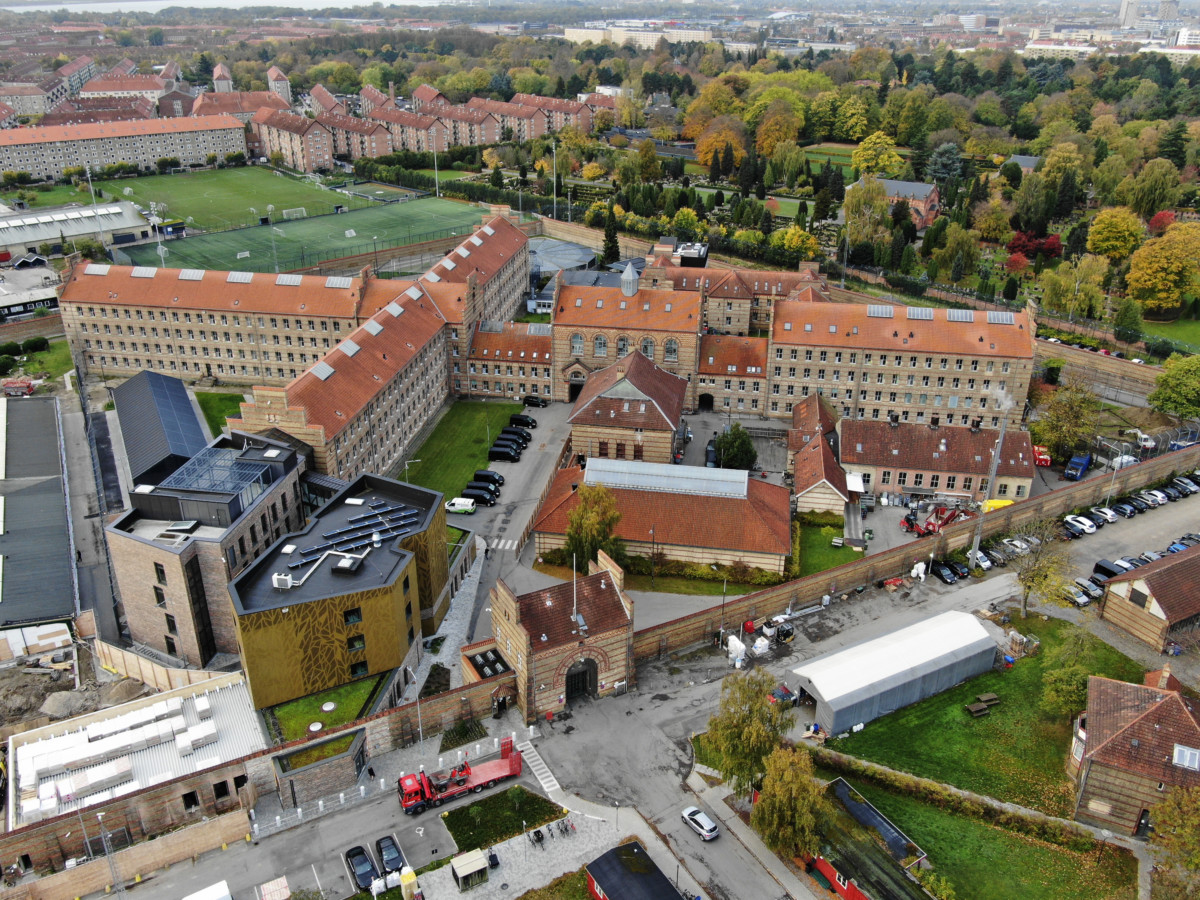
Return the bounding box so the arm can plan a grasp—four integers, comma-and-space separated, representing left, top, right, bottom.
309, 83, 345, 116
316, 111, 392, 160
461, 321, 553, 400
251, 109, 333, 173
0, 115, 245, 181
368, 107, 449, 153
465, 97, 549, 141
59, 262, 371, 384
192, 90, 289, 123
267, 65, 291, 105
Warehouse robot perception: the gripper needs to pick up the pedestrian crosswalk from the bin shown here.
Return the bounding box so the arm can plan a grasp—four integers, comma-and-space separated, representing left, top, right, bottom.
489, 538, 519, 551
515, 740, 560, 793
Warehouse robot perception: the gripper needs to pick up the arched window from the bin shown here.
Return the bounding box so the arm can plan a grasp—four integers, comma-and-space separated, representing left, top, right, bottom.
617, 335, 630, 357
594, 334, 608, 357
664, 339, 679, 363
570, 333, 583, 356
641, 338, 655, 359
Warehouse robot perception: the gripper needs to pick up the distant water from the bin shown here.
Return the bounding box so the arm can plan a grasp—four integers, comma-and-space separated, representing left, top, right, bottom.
1, 0, 442, 13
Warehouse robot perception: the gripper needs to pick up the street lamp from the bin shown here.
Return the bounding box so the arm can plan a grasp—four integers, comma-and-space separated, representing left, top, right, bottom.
403, 459, 422, 482
371, 235, 380, 274
96, 812, 124, 895
968, 389, 1014, 567
1098, 439, 1128, 508
712, 565, 727, 641
649, 526, 656, 589
405, 665, 424, 745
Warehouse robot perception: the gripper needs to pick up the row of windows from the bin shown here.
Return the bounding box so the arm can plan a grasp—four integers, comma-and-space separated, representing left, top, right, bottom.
775, 366, 1006, 393
569, 334, 680, 362
85, 327, 332, 350
90, 355, 298, 380
77, 306, 344, 332
467, 364, 550, 378
697, 377, 762, 393
773, 347, 1013, 374
87, 342, 319, 365
596, 441, 643, 460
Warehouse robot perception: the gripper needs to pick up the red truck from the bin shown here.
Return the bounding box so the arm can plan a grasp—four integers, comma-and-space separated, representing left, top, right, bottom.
1032, 445, 1052, 467
398, 737, 523, 815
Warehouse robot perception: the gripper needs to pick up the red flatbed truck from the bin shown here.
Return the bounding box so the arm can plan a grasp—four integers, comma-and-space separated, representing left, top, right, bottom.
398, 736, 523, 815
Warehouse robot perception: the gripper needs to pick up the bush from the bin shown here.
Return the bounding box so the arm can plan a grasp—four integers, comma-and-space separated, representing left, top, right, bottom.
1144, 336, 1176, 360
0, 342, 20, 357
795, 510, 843, 528
20, 336, 47, 354
883, 274, 927, 297
0, 356, 15, 377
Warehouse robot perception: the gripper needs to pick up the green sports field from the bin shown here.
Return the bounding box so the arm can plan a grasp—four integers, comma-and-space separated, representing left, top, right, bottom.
117, 197, 486, 272
97, 167, 377, 231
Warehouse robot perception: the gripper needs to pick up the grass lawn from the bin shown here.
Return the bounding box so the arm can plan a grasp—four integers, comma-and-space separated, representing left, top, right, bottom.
513, 311, 551, 324
397, 401, 522, 498
1140, 316, 1200, 350
120, 196, 483, 272
270, 675, 383, 742
798, 524, 859, 576
533, 561, 757, 597
828, 618, 1144, 816
3, 184, 91, 208
515, 869, 591, 900
23, 340, 74, 380
195, 391, 244, 437
441, 785, 563, 848
684, 162, 707, 177
845, 778, 1137, 900
278, 732, 356, 772
98, 167, 375, 230
447, 524, 469, 564
414, 168, 474, 180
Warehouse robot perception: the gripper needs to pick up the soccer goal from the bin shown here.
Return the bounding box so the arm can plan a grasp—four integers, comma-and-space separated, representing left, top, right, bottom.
281, 207, 307, 220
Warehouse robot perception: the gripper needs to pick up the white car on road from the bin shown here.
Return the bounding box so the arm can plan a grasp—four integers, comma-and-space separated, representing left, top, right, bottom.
682, 806, 719, 841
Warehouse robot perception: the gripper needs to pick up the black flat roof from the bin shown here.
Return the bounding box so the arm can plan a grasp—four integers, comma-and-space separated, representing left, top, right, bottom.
584, 841, 676, 900
230, 474, 440, 614
0, 399, 75, 625
113, 371, 207, 485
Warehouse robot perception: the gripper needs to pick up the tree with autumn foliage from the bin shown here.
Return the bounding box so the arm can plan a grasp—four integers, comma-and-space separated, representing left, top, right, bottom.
850, 131, 903, 176
564, 484, 621, 571
1149, 209, 1177, 236
1086, 206, 1144, 263
750, 747, 831, 860
1005, 252, 1029, 277
696, 117, 748, 168
1127, 222, 1200, 318
1151, 785, 1200, 894
706, 668, 795, 796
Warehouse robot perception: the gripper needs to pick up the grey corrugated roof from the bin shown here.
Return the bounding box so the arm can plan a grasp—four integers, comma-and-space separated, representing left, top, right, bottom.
0, 398, 75, 625
0, 202, 145, 245
113, 372, 207, 485
877, 179, 937, 199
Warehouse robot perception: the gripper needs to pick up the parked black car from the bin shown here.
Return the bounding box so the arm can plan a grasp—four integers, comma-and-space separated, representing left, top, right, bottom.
930, 561, 957, 584
474, 469, 504, 486
1122, 495, 1150, 513
945, 559, 970, 579
1110, 502, 1137, 518
465, 480, 500, 498
345, 846, 379, 892
983, 548, 1008, 568
488, 445, 520, 463
461, 488, 497, 506
1084, 511, 1107, 528
501, 426, 532, 443
510, 413, 537, 428
522, 395, 549, 408
1162, 485, 1183, 502
1061, 520, 1085, 539
376, 836, 405, 875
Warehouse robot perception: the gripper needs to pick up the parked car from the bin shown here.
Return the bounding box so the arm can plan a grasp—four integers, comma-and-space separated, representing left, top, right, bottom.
509, 413, 537, 428
1110, 502, 1138, 519
1181, 532, 1200, 545
1140, 551, 1162, 564
1090, 506, 1119, 523
1175, 477, 1199, 494
1161, 485, 1183, 502
501, 425, 532, 443
930, 561, 958, 584
1064, 514, 1097, 534
345, 846, 380, 892
1165, 542, 1191, 554
1118, 556, 1146, 569
1075, 577, 1104, 601
376, 836, 405, 875
1001, 538, 1031, 556
488, 445, 520, 463
1064, 584, 1091, 607
461, 488, 496, 507
768, 684, 799, 706
945, 559, 970, 579
983, 548, 1009, 568
682, 806, 719, 841
1136, 491, 1163, 508
1061, 520, 1085, 540
1083, 511, 1108, 528
522, 395, 549, 407
1122, 495, 1150, 513
465, 480, 500, 498
444, 498, 476, 515
967, 549, 992, 571
474, 469, 504, 486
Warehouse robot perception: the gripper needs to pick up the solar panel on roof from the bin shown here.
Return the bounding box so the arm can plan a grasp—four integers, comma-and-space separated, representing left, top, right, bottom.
528, 323, 552, 336
405, 286, 422, 300
178, 269, 204, 281
312, 361, 335, 381
130, 267, 156, 278
867, 305, 895, 318
986, 310, 1015, 324
385, 302, 403, 318
227, 271, 253, 283
325, 276, 352, 289
947, 309, 975, 322
84, 263, 110, 276
276, 274, 302, 286
363, 320, 383, 336
906, 307, 934, 320
341, 339, 361, 357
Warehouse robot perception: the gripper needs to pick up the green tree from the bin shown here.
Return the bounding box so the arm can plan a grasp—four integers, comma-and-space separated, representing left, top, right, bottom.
1003, 276, 1019, 302
601, 203, 620, 265
1127, 222, 1200, 317
706, 669, 794, 796
563, 484, 621, 571
1087, 206, 1144, 263
636, 140, 661, 182
1029, 378, 1101, 468
1011, 518, 1073, 618
671, 207, 701, 242
1158, 120, 1188, 169
1040, 640, 1091, 719
843, 174, 891, 245
1122, 158, 1182, 220
1112, 297, 1144, 344
1038, 254, 1108, 321
1148, 354, 1200, 423
490, 165, 503, 188
925, 142, 962, 184
997, 160, 1023, 189
931, 223, 980, 277
1152, 785, 1200, 888
146, 26, 165, 46
715, 423, 757, 470
749, 747, 830, 859
850, 131, 903, 176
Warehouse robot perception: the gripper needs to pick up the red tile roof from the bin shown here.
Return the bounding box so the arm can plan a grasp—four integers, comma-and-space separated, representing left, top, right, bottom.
839, 421, 1036, 479
420, 215, 526, 291
788, 394, 838, 451
465, 97, 541, 120
698, 335, 767, 376
309, 84, 342, 112
60, 263, 368, 319
1083, 676, 1200, 788
369, 107, 439, 130
1145, 666, 1185, 693
80, 74, 167, 94
467, 322, 552, 362
793, 435, 849, 502
253, 108, 328, 136
192, 91, 288, 117
1106, 544, 1200, 623
534, 466, 792, 557
267, 66, 287, 82
283, 283, 447, 440
583, 92, 616, 109
360, 85, 388, 104
553, 284, 701, 333
435, 106, 496, 126
0, 115, 242, 146
316, 111, 389, 135
772, 299, 1036, 359
412, 84, 446, 104
514, 570, 630, 652
57, 55, 93, 77
664, 266, 830, 299
212, 63, 232, 81
567, 351, 687, 433
510, 93, 586, 114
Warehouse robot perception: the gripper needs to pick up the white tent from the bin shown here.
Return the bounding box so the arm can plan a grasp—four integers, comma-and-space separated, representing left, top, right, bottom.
792, 610, 997, 734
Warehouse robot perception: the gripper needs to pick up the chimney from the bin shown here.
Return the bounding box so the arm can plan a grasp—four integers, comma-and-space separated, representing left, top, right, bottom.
389, 80, 395, 102
1159, 664, 1173, 689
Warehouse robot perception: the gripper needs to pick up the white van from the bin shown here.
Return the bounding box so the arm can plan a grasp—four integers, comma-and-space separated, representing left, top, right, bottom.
444, 497, 477, 515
